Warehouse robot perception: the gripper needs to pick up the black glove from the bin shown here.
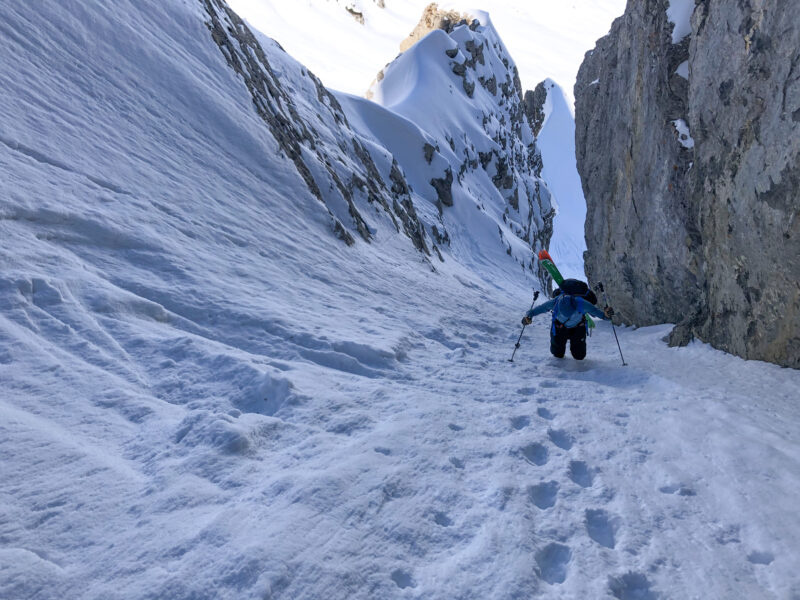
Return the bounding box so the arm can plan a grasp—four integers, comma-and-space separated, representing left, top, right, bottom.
521, 315, 532, 325
604, 306, 615, 318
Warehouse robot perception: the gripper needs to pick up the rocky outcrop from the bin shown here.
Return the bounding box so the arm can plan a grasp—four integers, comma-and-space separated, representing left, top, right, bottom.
399, 3, 477, 53
523, 82, 548, 138
575, 0, 800, 368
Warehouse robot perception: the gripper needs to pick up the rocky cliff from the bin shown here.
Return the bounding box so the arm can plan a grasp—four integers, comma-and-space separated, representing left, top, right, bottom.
575, 0, 800, 368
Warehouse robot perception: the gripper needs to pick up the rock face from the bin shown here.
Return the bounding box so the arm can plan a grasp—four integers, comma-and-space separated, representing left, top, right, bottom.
575, 0, 800, 368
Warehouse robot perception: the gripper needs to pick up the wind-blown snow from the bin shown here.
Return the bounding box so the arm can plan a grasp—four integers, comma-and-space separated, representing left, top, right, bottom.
2, 1, 799, 600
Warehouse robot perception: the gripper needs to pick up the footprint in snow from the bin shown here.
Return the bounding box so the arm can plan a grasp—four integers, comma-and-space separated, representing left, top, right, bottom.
537, 406, 554, 420
374, 447, 391, 455
747, 551, 774, 565
568, 460, 594, 488
535, 542, 571, 585
585, 508, 619, 549
511, 416, 530, 430
390, 569, 416, 589
539, 380, 558, 389
433, 511, 453, 527
520, 442, 549, 466
607, 571, 658, 600
448, 423, 464, 431
547, 428, 575, 450
527, 481, 559, 509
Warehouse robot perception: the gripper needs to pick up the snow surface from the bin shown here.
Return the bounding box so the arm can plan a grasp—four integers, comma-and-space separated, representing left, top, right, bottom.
666, 0, 694, 44
2, 1, 799, 600
536, 79, 587, 281
227, 0, 627, 106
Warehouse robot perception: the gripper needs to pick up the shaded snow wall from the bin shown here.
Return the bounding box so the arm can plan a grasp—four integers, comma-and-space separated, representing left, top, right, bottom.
201, 0, 430, 254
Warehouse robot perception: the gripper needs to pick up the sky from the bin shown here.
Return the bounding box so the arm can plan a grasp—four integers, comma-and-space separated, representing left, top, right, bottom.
227, 0, 628, 106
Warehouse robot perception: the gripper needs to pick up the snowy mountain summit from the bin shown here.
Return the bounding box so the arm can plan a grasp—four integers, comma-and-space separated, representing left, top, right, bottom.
361, 4, 554, 278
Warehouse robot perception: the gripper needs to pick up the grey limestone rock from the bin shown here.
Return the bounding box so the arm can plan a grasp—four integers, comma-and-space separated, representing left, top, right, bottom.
399, 3, 477, 53
575, 0, 800, 368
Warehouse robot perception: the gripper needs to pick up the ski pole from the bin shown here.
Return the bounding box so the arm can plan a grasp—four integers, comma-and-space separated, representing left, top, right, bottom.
508, 290, 539, 362
595, 282, 627, 366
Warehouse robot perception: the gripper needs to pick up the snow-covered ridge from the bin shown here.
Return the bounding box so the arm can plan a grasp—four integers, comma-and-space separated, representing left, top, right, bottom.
360, 9, 554, 279
202, 0, 429, 253
202, 0, 555, 277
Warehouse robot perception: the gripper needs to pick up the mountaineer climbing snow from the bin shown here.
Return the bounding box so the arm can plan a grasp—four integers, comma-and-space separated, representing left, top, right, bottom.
522, 279, 614, 360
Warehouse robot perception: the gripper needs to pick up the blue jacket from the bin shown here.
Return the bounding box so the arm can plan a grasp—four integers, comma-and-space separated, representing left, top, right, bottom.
526, 295, 608, 328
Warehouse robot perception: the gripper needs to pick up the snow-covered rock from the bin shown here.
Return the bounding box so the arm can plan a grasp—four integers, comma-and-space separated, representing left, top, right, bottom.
361, 7, 554, 281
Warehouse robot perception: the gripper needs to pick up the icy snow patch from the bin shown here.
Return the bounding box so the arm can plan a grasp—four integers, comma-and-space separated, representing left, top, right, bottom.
675, 60, 689, 80
672, 119, 695, 149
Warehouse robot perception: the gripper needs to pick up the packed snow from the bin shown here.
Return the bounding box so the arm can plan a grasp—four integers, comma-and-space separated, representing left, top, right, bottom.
2, 1, 799, 600
672, 118, 696, 149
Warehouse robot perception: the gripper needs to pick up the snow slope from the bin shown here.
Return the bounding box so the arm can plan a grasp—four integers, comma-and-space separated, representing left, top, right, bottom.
537, 79, 588, 280
2, 1, 799, 600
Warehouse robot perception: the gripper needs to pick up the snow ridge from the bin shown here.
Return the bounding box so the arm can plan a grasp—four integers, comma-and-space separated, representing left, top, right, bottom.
361, 12, 554, 281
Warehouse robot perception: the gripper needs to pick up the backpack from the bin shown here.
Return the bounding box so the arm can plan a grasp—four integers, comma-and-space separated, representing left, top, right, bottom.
552, 278, 598, 305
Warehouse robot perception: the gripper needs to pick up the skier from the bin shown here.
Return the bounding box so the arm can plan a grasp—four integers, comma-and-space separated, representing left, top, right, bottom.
521, 279, 615, 360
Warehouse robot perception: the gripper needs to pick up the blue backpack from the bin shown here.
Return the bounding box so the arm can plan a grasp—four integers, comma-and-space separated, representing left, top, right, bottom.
551, 279, 598, 334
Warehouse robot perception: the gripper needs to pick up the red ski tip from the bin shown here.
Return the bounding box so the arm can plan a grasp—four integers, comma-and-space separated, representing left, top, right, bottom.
538, 249, 553, 261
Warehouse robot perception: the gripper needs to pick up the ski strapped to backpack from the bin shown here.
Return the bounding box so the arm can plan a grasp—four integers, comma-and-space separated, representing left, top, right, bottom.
537, 250, 596, 329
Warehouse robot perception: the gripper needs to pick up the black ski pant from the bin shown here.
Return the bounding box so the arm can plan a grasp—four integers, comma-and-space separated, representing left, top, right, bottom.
550, 320, 587, 360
